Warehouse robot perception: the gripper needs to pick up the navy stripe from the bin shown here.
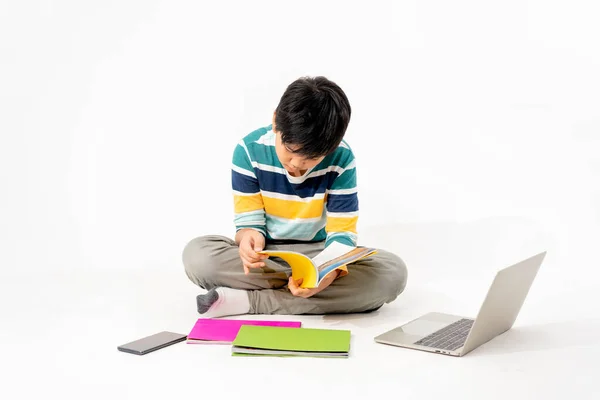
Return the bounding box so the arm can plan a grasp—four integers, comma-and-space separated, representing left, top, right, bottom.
255, 169, 337, 198
232, 170, 259, 193
326, 193, 358, 213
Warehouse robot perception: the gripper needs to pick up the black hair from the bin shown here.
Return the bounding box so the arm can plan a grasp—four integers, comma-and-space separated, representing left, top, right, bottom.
274, 76, 351, 158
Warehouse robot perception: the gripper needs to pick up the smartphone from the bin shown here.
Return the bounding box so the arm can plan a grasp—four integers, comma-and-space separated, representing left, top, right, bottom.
117, 331, 187, 355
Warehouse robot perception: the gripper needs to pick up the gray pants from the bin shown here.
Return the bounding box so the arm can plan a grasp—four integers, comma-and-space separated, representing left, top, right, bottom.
182, 235, 408, 315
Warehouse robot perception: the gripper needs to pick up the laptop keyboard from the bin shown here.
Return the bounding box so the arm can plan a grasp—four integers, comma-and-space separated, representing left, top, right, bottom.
413, 318, 474, 351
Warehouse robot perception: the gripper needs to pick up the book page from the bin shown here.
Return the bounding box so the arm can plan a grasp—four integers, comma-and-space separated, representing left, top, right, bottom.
311, 241, 356, 268
316, 247, 376, 274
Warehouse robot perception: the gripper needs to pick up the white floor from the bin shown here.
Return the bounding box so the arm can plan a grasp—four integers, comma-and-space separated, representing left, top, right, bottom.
3, 218, 599, 400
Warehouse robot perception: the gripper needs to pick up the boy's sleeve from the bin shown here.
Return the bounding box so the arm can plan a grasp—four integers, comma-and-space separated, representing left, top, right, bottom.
325, 159, 358, 247
324, 155, 359, 277
231, 142, 266, 237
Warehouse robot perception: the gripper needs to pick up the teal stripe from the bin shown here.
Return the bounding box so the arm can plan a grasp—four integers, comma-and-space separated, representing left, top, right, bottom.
236, 225, 266, 236
324, 146, 354, 170
329, 167, 356, 190
265, 214, 326, 241
242, 125, 271, 144
234, 210, 265, 228
232, 144, 254, 172
326, 232, 357, 247
310, 228, 327, 242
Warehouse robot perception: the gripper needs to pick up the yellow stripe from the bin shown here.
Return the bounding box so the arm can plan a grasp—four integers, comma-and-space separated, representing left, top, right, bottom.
326, 216, 358, 234
234, 194, 264, 213
262, 196, 325, 219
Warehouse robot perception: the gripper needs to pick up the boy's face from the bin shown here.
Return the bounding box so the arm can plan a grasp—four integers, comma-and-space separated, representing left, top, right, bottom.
274, 131, 324, 176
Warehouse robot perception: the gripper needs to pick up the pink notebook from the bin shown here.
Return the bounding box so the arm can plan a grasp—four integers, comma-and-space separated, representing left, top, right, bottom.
187, 318, 302, 344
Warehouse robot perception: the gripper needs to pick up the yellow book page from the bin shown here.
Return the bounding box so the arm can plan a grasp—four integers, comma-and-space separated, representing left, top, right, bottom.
257, 251, 318, 288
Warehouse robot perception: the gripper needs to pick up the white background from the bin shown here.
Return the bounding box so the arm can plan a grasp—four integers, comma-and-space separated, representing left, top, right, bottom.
2, 0, 599, 276
1, 1, 599, 398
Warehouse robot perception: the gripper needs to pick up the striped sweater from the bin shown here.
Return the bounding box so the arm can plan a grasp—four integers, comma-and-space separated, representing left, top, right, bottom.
231, 125, 358, 248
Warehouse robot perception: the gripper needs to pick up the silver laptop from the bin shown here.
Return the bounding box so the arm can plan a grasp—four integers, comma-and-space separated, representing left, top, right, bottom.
374, 251, 546, 356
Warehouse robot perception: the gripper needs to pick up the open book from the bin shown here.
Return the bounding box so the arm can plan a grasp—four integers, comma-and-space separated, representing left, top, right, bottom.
259, 241, 377, 288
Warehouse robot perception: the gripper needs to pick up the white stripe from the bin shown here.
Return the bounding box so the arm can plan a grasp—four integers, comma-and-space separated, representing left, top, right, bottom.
239, 139, 252, 156
235, 219, 266, 227
254, 131, 276, 146
231, 164, 256, 179
305, 159, 355, 180
327, 211, 359, 218
327, 232, 358, 241
343, 159, 356, 171
305, 165, 346, 179
339, 141, 350, 150
285, 170, 314, 184
233, 190, 260, 197
252, 162, 287, 175
261, 190, 325, 202
328, 187, 357, 195
238, 140, 264, 177
328, 231, 358, 238
236, 220, 265, 226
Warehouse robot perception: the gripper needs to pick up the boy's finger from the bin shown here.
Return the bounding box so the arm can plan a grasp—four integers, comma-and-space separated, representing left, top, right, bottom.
287, 276, 297, 292
242, 246, 259, 261
246, 260, 265, 268
288, 277, 306, 297
292, 288, 309, 297
245, 254, 263, 264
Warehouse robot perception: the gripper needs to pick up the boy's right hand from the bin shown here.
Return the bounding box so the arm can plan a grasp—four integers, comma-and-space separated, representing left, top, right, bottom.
237, 229, 269, 275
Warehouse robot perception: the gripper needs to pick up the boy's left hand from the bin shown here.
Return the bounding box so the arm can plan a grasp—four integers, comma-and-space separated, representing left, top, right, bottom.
288, 270, 341, 299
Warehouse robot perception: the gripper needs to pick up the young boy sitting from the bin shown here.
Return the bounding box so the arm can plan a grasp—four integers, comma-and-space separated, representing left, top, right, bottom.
182, 76, 407, 317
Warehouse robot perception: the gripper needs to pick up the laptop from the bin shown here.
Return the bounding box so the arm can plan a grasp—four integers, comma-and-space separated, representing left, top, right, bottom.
374, 251, 546, 356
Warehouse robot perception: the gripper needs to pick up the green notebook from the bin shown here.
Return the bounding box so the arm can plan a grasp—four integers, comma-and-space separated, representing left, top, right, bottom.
232, 325, 351, 358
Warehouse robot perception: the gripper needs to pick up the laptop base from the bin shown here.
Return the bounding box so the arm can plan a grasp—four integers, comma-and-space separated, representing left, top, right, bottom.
374, 312, 472, 357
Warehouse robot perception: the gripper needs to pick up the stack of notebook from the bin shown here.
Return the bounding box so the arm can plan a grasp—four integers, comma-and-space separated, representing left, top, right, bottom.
231, 325, 351, 358
187, 318, 302, 344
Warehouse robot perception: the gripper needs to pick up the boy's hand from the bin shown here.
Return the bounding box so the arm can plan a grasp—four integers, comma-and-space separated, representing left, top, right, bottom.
237, 229, 268, 275
288, 270, 341, 299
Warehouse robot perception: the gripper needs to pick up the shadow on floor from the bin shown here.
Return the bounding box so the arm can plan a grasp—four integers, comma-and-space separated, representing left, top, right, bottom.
468, 318, 600, 356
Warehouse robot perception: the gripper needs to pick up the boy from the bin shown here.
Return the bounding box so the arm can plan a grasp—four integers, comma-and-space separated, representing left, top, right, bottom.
182, 76, 407, 317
